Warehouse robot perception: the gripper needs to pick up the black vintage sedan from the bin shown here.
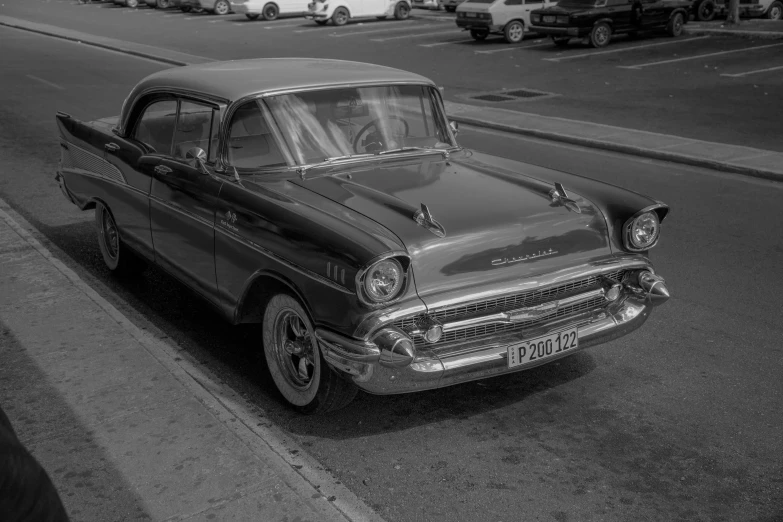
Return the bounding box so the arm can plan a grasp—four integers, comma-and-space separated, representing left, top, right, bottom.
531, 0, 692, 47
55, 59, 670, 414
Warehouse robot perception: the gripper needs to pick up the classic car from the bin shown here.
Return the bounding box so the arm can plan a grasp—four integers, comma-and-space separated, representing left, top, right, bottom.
230, 0, 309, 20
55, 58, 671, 414
692, 0, 782, 20
530, 0, 691, 48
306, 0, 411, 25
456, 0, 558, 44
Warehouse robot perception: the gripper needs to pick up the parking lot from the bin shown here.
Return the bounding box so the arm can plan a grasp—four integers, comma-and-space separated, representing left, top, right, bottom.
2, 0, 782, 149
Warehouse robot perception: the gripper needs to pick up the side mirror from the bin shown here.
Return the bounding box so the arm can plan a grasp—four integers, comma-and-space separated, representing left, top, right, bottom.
449, 120, 459, 137
185, 147, 208, 174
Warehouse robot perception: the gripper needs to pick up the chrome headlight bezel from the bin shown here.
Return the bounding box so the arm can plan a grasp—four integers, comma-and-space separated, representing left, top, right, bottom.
356, 253, 410, 307
623, 208, 662, 252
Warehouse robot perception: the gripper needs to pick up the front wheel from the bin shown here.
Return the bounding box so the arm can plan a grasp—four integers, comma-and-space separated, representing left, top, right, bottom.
394, 1, 410, 19
156, 0, 170, 8
470, 29, 488, 40
666, 12, 684, 36
767, 0, 783, 19
95, 202, 146, 277
262, 2, 279, 19
504, 20, 524, 43
589, 22, 612, 48
331, 6, 349, 25
213, 0, 230, 14
126, 0, 138, 7
262, 294, 358, 414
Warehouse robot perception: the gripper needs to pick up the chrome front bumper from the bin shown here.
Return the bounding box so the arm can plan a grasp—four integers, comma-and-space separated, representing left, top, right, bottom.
317, 270, 669, 395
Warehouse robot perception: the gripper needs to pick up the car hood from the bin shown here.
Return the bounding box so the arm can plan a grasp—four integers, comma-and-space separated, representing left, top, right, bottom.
291, 152, 612, 302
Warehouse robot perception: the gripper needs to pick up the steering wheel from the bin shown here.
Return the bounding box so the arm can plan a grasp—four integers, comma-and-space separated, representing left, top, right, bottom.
352, 116, 410, 153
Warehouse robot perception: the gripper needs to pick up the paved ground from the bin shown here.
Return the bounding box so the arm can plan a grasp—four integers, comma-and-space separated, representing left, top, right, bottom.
1, 25, 781, 522
1, 0, 782, 151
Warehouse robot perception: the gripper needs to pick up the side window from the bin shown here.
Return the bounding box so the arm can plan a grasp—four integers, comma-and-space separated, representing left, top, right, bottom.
133, 100, 177, 155
525, 0, 544, 4
504, 0, 523, 4
172, 100, 215, 161
226, 101, 286, 169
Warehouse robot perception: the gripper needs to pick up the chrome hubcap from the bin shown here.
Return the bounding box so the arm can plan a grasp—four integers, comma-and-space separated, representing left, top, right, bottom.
101, 209, 118, 261
216, 1, 228, 13
274, 309, 316, 390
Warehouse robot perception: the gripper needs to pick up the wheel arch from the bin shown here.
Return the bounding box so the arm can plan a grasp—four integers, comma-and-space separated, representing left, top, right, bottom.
503, 18, 526, 29
670, 7, 689, 21
234, 270, 314, 325
593, 17, 614, 27
263, 1, 279, 11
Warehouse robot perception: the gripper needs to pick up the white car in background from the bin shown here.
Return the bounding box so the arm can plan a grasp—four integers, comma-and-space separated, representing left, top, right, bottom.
231, 0, 309, 19
306, 0, 412, 25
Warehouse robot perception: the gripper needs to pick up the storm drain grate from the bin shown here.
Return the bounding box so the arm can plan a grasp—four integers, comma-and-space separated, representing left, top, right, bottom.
463, 88, 558, 103
506, 89, 549, 99
471, 94, 517, 102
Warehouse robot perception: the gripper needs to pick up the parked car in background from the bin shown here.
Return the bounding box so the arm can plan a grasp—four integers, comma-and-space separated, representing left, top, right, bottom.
531, 0, 691, 48
144, 0, 173, 7
306, 0, 411, 25
113, 0, 140, 7
231, 0, 309, 19
54, 58, 671, 414
176, 0, 232, 13
412, 0, 443, 9
455, 0, 557, 43
442, 0, 468, 11
692, 0, 782, 20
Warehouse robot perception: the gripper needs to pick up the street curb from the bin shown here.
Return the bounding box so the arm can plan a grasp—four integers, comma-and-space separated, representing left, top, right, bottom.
2, 15, 781, 182
0, 197, 384, 522
448, 114, 783, 182
683, 27, 783, 39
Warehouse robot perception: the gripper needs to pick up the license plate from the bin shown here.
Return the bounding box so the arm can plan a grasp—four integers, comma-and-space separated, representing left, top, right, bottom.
507, 327, 578, 368
543, 15, 556, 22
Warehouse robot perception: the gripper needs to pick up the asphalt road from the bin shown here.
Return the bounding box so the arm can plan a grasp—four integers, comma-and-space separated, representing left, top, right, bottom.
2, 24, 783, 522
2, 0, 783, 152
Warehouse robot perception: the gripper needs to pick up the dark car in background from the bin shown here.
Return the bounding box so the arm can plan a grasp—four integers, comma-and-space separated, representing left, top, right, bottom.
530, 0, 691, 47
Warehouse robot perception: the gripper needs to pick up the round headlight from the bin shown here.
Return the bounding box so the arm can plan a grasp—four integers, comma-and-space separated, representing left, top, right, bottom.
363, 258, 404, 303
626, 211, 660, 251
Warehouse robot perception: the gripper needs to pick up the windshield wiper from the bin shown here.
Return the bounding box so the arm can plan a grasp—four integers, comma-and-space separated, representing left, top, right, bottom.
377, 146, 450, 159
296, 153, 375, 179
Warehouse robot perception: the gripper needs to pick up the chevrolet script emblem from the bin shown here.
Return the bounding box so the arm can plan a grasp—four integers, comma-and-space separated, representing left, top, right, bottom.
508, 301, 560, 322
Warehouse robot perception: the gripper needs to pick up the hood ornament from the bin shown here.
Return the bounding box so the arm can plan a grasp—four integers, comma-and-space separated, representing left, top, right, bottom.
413, 203, 446, 238
549, 182, 581, 214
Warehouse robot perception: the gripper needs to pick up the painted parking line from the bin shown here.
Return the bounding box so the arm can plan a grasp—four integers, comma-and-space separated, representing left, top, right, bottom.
721, 64, 783, 78
261, 21, 311, 29
543, 36, 710, 62
619, 41, 783, 69
26, 75, 64, 90
371, 29, 458, 42
475, 41, 549, 54
419, 38, 475, 47
327, 22, 436, 37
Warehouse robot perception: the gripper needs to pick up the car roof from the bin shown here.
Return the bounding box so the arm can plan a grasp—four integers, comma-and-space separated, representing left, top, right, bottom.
134, 58, 434, 101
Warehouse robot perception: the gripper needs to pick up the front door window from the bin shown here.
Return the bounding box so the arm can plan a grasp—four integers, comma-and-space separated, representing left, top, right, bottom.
133, 99, 177, 155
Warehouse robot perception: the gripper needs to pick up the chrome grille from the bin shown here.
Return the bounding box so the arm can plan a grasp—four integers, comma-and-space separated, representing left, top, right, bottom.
62, 144, 126, 184
395, 270, 626, 347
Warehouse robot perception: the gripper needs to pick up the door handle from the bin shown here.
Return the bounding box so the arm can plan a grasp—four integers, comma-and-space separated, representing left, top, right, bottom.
104, 142, 120, 153
154, 165, 173, 175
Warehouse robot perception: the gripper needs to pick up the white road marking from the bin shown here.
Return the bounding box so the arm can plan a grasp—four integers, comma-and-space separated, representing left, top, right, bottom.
419, 38, 475, 47
293, 26, 336, 33
26, 74, 64, 90
371, 29, 457, 42
544, 36, 710, 62
618, 41, 783, 69
720, 64, 783, 78
183, 15, 211, 20
261, 21, 311, 29
163, 14, 181, 17
328, 22, 435, 37
475, 41, 549, 54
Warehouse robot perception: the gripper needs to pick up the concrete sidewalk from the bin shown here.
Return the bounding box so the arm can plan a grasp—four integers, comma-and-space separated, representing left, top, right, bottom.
0, 200, 381, 521
685, 19, 783, 39
0, 14, 781, 181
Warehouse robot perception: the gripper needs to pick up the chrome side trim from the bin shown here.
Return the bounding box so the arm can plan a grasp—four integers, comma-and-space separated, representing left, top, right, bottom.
440, 288, 605, 333
62, 142, 126, 184
214, 226, 353, 294
60, 167, 147, 198
149, 195, 215, 229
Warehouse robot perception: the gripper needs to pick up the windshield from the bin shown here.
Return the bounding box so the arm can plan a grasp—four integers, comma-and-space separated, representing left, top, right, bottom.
263, 85, 455, 165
